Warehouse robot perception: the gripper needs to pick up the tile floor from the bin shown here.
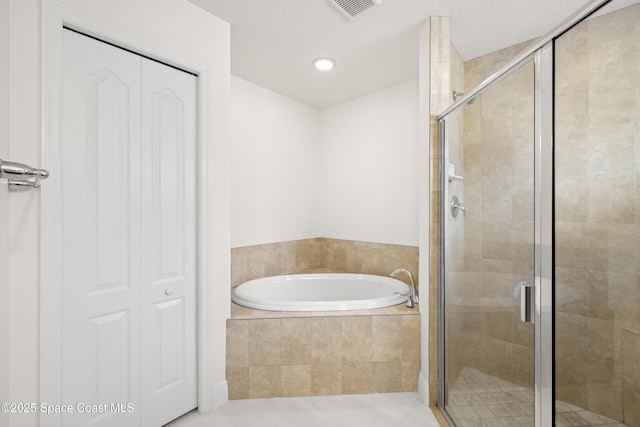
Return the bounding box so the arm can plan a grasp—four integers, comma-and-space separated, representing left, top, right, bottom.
166, 392, 440, 427
445, 368, 626, 427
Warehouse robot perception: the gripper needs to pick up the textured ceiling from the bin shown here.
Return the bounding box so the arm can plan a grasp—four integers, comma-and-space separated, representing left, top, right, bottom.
190, 0, 590, 109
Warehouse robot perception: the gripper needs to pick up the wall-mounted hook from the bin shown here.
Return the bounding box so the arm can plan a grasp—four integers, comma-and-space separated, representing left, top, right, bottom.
0, 158, 50, 190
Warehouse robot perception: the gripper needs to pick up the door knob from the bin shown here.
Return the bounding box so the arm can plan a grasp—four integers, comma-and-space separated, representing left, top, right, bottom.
164, 288, 174, 296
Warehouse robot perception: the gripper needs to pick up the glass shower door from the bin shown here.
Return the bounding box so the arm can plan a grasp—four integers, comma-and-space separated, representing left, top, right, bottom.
439, 58, 536, 427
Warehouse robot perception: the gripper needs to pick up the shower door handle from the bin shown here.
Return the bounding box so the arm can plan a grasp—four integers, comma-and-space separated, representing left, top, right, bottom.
519, 282, 534, 323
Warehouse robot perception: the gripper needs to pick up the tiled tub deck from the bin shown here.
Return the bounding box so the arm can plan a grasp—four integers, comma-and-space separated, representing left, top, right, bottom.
226, 303, 421, 399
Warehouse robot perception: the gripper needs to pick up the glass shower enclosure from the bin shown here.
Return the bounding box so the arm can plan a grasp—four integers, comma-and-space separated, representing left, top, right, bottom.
437, 0, 640, 426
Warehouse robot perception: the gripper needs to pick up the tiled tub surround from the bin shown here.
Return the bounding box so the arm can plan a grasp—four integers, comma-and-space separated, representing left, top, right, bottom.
228, 238, 421, 400
231, 238, 419, 289
226, 307, 421, 399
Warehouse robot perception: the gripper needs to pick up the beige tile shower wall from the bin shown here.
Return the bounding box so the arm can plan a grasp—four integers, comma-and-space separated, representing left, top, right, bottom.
231, 238, 419, 289
226, 314, 421, 399
443, 44, 466, 392
554, 4, 640, 423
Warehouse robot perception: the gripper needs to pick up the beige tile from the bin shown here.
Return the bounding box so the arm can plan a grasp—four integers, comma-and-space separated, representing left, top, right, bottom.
311, 363, 342, 396
556, 177, 589, 223
588, 74, 636, 125
586, 272, 616, 320
280, 365, 312, 397
607, 224, 639, 276
342, 362, 372, 395
511, 221, 534, 268
555, 267, 589, 316
484, 311, 511, 342
372, 316, 402, 362
246, 248, 268, 282
623, 328, 640, 375
372, 362, 403, 393
586, 377, 623, 422
556, 128, 588, 178
249, 319, 281, 366
341, 316, 372, 362
249, 366, 281, 398
555, 223, 589, 270
323, 240, 348, 272
230, 250, 250, 288
481, 238, 513, 264
227, 367, 249, 400
556, 23, 587, 77
511, 312, 534, 349
295, 238, 324, 271
556, 313, 589, 354
264, 241, 296, 277
232, 238, 328, 287
587, 124, 636, 177
591, 175, 636, 224
511, 345, 534, 389
623, 377, 640, 427
311, 317, 342, 363
280, 318, 312, 365
585, 317, 617, 364
577, 409, 620, 426
608, 273, 638, 322
226, 320, 249, 368
402, 360, 420, 391
511, 179, 534, 222
402, 315, 421, 362
555, 84, 589, 131
479, 337, 510, 382
556, 385, 588, 417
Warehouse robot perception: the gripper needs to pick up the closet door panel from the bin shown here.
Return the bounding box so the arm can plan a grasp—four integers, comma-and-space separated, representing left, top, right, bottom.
140, 58, 198, 427
61, 29, 141, 427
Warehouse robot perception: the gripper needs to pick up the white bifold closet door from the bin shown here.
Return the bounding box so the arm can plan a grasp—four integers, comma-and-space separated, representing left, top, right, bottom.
60, 29, 197, 427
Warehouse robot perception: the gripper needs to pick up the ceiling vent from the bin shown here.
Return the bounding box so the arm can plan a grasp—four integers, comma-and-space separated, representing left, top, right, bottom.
328, 0, 382, 19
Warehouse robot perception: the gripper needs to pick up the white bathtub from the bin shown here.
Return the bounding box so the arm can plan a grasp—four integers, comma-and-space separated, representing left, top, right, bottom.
232, 273, 411, 311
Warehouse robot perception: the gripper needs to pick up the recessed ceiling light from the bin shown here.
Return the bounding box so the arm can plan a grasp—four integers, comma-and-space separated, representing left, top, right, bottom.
313, 57, 335, 71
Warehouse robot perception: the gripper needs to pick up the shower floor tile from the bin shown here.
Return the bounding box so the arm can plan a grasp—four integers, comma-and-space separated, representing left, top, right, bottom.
445, 368, 626, 427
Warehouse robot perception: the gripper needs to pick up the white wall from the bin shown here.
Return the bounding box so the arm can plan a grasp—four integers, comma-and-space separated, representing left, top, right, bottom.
0, 0, 10, 425
7, 1, 42, 425
230, 78, 419, 248
231, 77, 321, 247
320, 79, 419, 246
6, 1, 230, 426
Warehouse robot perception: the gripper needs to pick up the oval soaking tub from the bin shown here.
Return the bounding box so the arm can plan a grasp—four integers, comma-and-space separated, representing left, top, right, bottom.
232, 273, 411, 311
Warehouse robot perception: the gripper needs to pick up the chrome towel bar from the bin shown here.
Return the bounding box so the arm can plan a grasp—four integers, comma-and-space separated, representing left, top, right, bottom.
0, 158, 50, 190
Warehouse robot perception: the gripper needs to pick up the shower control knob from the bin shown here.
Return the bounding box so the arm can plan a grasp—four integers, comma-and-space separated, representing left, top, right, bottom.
165, 288, 174, 296
451, 196, 465, 218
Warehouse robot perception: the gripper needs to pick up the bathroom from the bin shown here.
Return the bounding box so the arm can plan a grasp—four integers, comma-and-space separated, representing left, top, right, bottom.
1, 0, 639, 426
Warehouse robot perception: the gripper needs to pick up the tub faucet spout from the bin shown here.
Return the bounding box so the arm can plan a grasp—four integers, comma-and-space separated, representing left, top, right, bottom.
390, 268, 418, 308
